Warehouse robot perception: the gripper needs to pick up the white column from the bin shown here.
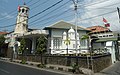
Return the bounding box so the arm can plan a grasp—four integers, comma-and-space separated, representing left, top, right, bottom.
31, 37, 36, 53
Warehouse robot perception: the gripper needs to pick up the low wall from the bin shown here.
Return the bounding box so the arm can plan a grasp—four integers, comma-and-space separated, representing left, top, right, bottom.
17, 54, 111, 72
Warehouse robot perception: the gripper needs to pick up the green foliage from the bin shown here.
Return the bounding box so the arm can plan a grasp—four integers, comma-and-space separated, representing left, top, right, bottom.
0, 35, 5, 47
18, 38, 26, 54
37, 64, 46, 68
20, 59, 26, 64
80, 35, 89, 41
71, 63, 80, 73
64, 38, 70, 45
36, 35, 47, 54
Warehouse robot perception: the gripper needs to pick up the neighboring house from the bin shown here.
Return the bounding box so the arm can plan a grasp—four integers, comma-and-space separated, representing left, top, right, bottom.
87, 26, 120, 64
5, 4, 90, 55
0, 32, 8, 57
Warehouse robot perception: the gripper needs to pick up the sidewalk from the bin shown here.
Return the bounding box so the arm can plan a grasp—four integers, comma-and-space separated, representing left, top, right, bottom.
0, 57, 93, 75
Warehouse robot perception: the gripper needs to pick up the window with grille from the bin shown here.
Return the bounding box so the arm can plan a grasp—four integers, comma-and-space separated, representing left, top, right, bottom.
80, 40, 86, 47
53, 37, 61, 49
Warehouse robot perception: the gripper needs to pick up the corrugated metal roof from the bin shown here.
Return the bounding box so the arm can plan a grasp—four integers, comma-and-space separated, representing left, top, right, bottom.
44, 20, 89, 31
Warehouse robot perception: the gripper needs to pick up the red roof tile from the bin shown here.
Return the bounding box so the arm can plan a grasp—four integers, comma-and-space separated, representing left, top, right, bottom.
0, 32, 8, 35
86, 26, 110, 33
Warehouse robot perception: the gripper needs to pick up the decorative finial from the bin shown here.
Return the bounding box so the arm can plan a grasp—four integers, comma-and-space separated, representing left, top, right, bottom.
24, 2, 26, 5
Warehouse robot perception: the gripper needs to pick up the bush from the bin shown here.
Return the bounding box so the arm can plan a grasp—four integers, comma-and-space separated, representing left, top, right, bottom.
37, 64, 46, 68
20, 59, 26, 64
71, 63, 80, 74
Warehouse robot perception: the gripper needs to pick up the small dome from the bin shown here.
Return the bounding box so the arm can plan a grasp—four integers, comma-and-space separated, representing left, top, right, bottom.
68, 27, 75, 33
63, 31, 67, 35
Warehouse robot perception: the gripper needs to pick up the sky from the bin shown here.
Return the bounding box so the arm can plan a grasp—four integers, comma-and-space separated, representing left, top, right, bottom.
0, 0, 120, 32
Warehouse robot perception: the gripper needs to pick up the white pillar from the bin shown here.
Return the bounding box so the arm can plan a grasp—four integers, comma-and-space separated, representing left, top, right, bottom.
31, 37, 36, 53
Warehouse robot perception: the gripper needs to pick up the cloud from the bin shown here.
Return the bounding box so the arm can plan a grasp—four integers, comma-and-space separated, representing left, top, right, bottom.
68, 0, 120, 31
0, 12, 14, 19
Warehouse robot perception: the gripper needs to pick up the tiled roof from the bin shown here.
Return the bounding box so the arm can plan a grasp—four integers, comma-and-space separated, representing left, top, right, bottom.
44, 20, 89, 31
0, 32, 8, 35
86, 26, 111, 33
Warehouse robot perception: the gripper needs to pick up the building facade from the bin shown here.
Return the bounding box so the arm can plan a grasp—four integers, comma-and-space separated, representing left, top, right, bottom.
44, 21, 89, 54
87, 26, 120, 63
5, 4, 90, 56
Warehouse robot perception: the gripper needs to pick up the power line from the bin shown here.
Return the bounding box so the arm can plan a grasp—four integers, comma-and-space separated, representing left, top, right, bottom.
81, 0, 110, 7
84, 1, 120, 9
26, 0, 33, 4
29, 0, 63, 19
80, 10, 117, 21
0, 0, 33, 22
30, 12, 74, 29
30, 0, 50, 10
29, 0, 70, 25
30, 7, 117, 29
30, 8, 72, 27
0, 0, 64, 28
28, 0, 41, 7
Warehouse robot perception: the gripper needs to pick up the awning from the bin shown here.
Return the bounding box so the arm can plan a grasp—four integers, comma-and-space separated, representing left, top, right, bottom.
95, 38, 117, 42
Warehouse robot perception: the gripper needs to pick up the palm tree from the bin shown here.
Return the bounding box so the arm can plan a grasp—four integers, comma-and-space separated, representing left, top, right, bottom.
80, 34, 89, 49
80, 34, 90, 69
64, 38, 70, 54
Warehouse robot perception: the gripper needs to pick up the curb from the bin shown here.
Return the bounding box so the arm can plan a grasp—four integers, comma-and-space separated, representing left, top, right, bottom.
0, 57, 93, 75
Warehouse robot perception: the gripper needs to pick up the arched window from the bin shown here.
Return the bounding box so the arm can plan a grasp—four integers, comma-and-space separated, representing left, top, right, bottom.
26, 10, 28, 13
22, 9, 24, 13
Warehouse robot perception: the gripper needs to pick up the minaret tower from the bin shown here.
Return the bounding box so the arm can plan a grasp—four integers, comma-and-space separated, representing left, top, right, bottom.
14, 3, 29, 33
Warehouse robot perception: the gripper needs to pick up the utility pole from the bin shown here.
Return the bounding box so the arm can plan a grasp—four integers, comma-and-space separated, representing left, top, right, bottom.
117, 7, 120, 23
72, 0, 78, 65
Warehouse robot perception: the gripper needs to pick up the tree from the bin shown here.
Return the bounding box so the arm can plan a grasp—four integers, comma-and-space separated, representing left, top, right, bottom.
80, 34, 89, 49
36, 35, 47, 64
0, 35, 5, 56
19, 38, 26, 55
80, 35, 89, 41
64, 38, 70, 54
18, 37, 26, 63
0, 35, 5, 47
80, 34, 90, 69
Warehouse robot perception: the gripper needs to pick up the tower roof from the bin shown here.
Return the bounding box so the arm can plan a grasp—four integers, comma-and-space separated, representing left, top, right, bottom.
68, 27, 75, 33
63, 31, 67, 35
20, 3, 29, 9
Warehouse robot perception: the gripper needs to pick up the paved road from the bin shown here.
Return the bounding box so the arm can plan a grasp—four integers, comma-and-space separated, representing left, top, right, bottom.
95, 61, 120, 75
0, 60, 66, 75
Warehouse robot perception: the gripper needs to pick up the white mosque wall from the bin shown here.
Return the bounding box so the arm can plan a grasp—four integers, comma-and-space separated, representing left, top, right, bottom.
50, 28, 88, 54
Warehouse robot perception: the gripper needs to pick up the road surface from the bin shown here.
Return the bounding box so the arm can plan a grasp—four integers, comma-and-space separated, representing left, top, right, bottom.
0, 60, 66, 75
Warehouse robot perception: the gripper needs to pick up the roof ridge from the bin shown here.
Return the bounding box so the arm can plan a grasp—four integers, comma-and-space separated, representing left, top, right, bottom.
45, 20, 87, 31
